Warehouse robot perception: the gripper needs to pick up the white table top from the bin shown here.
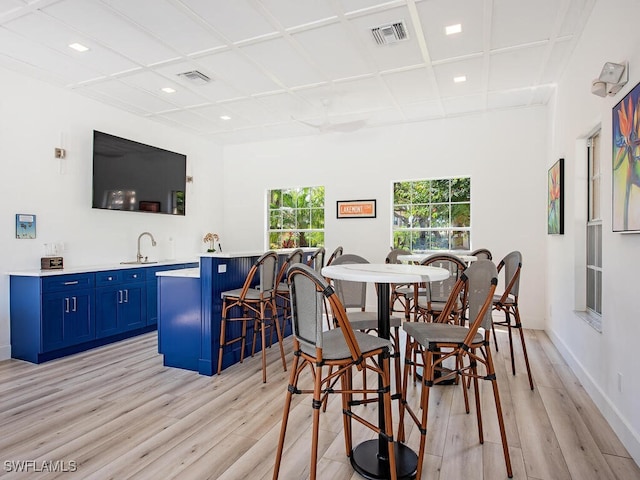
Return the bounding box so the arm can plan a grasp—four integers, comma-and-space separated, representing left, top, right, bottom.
322, 263, 449, 284
397, 253, 477, 264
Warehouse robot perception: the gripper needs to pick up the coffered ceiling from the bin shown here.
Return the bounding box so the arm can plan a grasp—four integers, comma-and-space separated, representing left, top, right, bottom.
0, 0, 595, 145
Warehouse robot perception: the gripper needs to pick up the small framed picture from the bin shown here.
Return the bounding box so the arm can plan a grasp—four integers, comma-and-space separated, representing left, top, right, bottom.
337, 199, 376, 219
16, 214, 36, 239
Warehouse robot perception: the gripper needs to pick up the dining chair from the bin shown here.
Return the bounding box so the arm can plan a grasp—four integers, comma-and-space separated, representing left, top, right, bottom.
492, 250, 534, 390
274, 248, 304, 334
217, 251, 287, 383
398, 260, 512, 479
325, 245, 343, 266
386, 248, 416, 321
414, 253, 467, 324
470, 247, 493, 260
306, 246, 326, 273
330, 253, 403, 396
273, 263, 397, 480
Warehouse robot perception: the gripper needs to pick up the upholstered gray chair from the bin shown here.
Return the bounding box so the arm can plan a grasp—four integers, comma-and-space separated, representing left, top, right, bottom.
398, 260, 512, 479
273, 263, 397, 480
470, 247, 493, 260
414, 253, 467, 324
492, 250, 534, 390
325, 245, 343, 266
218, 251, 286, 383
330, 254, 403, 395
306, 246, 325, 273
274, 248, 304, 332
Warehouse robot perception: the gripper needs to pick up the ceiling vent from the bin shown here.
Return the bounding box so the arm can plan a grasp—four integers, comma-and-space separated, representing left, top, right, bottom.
177, 70, 211, 85
371, 21, 408, 45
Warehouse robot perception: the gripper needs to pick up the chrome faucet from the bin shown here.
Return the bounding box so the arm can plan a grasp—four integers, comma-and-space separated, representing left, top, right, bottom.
137, 232, 157, 263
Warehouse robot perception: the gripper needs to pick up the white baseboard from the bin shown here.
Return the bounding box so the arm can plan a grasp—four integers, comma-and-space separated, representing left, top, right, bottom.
547, 328, 640, 465
0, 343, 11, 362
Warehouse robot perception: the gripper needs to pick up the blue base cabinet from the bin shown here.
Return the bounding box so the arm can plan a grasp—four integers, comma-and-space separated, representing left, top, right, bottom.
10, 262, 196, 364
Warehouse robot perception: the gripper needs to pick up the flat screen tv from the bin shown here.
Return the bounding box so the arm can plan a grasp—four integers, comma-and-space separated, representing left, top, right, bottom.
92, 131, 186, 215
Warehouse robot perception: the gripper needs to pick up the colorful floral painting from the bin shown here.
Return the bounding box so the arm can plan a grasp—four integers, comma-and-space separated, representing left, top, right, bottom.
613, 81, 640, 232
548, 159, 564, 234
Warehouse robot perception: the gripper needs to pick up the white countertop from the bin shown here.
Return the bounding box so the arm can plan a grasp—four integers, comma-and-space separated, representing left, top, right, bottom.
398, 253, 477, 264
156, 267, 200, 279
8, 258, 198, 277
201, 247, 316, 259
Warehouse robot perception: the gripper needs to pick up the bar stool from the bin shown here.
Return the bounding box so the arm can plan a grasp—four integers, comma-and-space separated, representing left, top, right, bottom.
217, 251, 286, 383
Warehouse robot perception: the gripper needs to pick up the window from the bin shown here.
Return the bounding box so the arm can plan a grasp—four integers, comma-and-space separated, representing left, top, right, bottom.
587, 133, 602, 315
268, 186, 324, 249
393, 177, 471, 251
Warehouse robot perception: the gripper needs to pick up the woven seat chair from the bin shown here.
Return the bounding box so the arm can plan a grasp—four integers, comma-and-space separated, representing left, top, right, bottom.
414, 253, 468, 324
470, 247, 493, 260
273, 248, 304, 333
273, 263, 397, 480
492, 250, 534, 390
325, 245, 344, 266
330, 253, 403, 397
386, 248, 418, 321
306, 246, 326, 273
217, 251, 287, 383
398, 260, 512, 479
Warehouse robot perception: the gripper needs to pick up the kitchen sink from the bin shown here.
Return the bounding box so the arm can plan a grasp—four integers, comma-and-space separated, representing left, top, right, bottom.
120, 260, 158, 265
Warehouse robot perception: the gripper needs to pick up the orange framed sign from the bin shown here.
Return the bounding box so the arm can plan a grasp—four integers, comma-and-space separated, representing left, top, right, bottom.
336, 199, 376, 219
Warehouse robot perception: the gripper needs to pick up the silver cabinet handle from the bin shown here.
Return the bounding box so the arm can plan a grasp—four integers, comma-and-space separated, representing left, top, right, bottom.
64, 281, 79, 286
72, 296, 77, 312
118, 290, 123, 304
124, 289, 129, 303
65, 297, 70, 313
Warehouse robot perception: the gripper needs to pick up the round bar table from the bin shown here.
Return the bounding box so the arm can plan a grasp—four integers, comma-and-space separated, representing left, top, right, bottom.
321, 263, 449, 480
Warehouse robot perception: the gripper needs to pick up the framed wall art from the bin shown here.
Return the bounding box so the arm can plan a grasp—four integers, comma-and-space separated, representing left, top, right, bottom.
612, 80, 640, 232
336, 199, 376, 219
548, 158, 564, 235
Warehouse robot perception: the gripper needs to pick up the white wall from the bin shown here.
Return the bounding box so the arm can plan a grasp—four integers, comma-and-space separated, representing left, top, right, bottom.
547, 0, 640, 463
223, 107, 548, 329
0, 68, 224, 360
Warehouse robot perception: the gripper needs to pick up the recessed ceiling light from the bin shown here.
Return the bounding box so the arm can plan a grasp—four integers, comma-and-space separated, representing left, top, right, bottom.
220, 115, 231, 121
68, 42, 89, 52
453, 75, 467, 83
161, 87, 176, 93
445, 24, 462, 35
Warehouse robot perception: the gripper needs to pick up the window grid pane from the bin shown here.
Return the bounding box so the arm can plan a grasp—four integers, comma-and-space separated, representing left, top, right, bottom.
586, 130, 602, 317
268, 186, 324, 249
393, 176, 471, 251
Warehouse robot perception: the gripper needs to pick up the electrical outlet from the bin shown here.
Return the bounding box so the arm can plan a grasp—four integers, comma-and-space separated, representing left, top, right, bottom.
218, 264, 227, 274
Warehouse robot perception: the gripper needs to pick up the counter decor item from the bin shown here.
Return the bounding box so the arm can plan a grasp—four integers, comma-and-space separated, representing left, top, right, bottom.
203, 232, 219, 252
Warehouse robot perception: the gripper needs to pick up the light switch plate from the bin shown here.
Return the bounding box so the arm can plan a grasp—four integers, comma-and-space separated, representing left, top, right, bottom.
218, 264, 227, 273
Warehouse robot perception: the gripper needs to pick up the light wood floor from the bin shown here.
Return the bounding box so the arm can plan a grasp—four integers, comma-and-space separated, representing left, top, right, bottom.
0, 326, 639, 480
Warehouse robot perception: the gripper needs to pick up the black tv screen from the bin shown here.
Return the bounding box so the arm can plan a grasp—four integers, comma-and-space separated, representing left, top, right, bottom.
92, 131, 186, 215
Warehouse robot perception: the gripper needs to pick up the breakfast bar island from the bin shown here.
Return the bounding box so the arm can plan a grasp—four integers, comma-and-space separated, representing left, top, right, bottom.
157, 250, 307, 376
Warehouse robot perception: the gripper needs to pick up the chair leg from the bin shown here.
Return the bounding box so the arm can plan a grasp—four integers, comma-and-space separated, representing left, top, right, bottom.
514, 307, 535, 390
380, 353, 398, 480
415, 348, 434, 480
272, 299, 287, 373
310, 363, 323, 480
273, 352, 301, 480
485, 346, 513, 478
506, 311, 516, 376
397, 338, 414, 443
217, 307, 227, 375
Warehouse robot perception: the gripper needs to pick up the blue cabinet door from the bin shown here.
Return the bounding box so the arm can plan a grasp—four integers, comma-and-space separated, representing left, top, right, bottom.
96, 283, 146, 337
120, 283, 145, 331
42, 289, 94, 351
95, 285, 120, 338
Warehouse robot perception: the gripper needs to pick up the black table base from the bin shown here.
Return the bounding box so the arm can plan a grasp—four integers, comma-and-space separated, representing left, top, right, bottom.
350, 440, 417, 480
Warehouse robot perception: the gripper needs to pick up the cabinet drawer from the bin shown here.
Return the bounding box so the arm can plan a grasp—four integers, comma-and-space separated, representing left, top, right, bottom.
42, 274, 94, 292
96, 269, 145, 286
